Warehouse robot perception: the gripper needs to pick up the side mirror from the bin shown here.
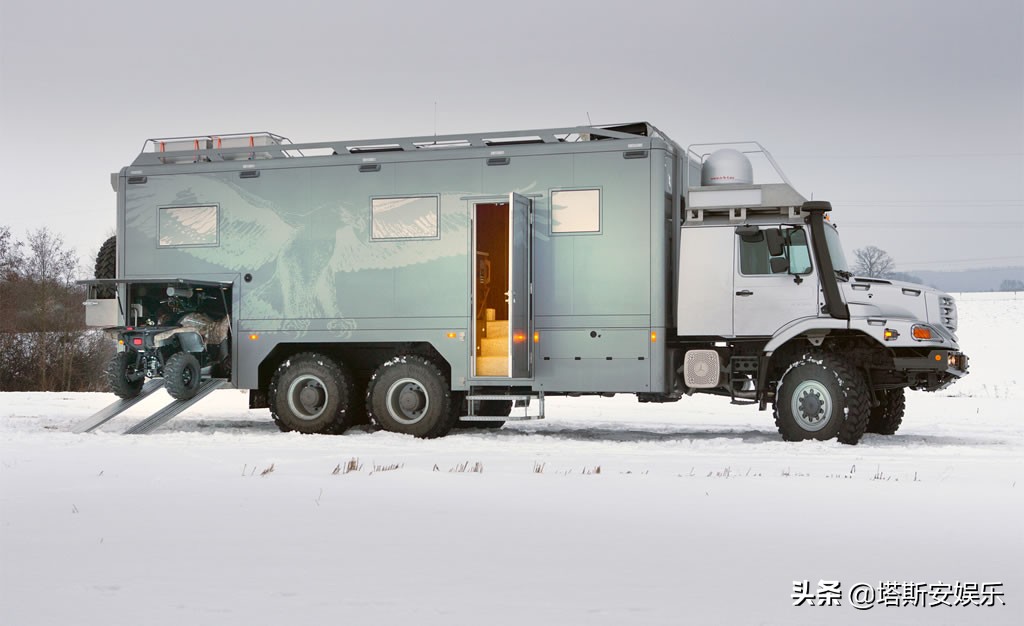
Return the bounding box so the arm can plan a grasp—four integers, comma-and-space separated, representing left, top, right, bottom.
735, 224, 763, 243
765, 229, 786, 257
770, 256, 790, 274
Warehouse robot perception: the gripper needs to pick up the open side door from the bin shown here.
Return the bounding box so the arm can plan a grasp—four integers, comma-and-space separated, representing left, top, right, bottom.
509, 192, 533, 378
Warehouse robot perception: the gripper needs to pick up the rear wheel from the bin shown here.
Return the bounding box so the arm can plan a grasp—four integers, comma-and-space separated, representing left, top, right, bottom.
164, 352, 201, 400
773, 352, 871, 445
269, 353, 355, 434
866, 388, 905, 435
106, 351, 143, 399
366, 356, 455, 438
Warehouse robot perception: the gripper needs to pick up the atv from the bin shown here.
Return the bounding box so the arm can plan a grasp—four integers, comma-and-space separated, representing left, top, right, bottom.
83, 278, 232, 401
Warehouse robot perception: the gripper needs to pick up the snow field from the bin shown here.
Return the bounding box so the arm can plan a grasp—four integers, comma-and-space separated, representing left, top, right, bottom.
1, 293, 1021, 625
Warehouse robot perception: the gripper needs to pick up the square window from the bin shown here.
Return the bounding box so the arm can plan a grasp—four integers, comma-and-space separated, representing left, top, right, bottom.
158, 205, 218, 247
371, 196, 439, 240
551, 189, 600, 233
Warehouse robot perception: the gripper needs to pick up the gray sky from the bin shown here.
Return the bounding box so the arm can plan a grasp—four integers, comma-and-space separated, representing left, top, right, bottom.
1, 0, 1021, 273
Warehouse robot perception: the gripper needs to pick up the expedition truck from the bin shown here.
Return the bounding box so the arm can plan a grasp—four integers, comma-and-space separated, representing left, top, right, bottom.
80, 122, 968, 443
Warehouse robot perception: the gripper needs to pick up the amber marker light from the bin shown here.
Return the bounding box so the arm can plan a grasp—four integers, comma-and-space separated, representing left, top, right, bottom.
935, 354, 942, 362
912, 326, 933, 340
883, 328, 899, 341
513, 332, 526, 344
248, 334, 259, 341
533, 331, 540, 344
446, 332, 457, 339
650, 331, 657, 342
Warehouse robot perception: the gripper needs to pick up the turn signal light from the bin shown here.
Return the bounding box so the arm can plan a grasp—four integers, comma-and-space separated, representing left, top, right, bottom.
650, 331, 657, 343
883, 328, 899, 341
248, 334, 259, 341
912, 326, 933, 340
446, 332, 457, 339
513, 332, 526, 344
533, 331, 540, 344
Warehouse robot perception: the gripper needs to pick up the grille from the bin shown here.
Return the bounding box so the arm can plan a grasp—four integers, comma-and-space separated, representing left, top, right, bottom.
939, 296, 958, 333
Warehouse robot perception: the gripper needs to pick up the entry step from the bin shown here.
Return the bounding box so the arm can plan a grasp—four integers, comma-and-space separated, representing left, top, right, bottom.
462, 393, 545, 422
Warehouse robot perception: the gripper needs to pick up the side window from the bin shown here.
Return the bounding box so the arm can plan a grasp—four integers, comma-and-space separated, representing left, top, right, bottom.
158, 205, 219, 247
551, 189, 600, 233
371, 196, 439, 240
738, 227, 812, 275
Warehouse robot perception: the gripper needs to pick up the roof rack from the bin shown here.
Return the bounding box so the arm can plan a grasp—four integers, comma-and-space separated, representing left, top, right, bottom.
131, 122, 679, 166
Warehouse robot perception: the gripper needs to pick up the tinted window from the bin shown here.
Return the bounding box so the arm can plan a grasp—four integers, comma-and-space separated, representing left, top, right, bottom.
739, 227, 812, 275
551, 189, 600, 233
371, 196, 439, 240
158, 205, 218, 247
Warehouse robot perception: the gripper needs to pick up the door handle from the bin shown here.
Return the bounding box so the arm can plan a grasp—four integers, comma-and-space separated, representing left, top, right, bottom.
736, 290, 753, 296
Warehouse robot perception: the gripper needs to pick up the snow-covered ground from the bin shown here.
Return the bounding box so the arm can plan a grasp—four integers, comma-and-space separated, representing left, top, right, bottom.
1, 293, 1021, 625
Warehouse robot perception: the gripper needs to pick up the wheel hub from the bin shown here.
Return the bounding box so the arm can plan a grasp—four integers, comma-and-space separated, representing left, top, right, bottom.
790, 380, 833, 432
386, 378, 430, 425
288, 375, 328, 420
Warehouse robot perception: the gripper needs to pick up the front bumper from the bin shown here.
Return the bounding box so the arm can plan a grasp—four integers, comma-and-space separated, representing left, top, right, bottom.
892, 349, 969, 391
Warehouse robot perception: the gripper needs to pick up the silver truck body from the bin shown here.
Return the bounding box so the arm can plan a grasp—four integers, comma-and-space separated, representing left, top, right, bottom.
84, 123, 967, 442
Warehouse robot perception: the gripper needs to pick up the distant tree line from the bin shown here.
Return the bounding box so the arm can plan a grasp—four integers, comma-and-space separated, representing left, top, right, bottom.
0, 226, 111, 391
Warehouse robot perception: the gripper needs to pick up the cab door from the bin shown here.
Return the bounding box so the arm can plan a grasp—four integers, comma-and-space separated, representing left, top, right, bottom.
733, 226, 819, 336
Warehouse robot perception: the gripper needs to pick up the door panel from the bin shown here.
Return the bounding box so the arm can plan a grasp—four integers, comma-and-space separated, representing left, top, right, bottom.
733, 227, 819, 336
510, 193, 532, 378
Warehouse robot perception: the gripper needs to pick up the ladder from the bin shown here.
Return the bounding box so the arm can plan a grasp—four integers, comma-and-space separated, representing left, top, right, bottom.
72, 379, 227, 435
461, 392, 545, 422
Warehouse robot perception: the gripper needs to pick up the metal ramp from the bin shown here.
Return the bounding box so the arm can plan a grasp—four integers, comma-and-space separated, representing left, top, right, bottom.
461, 392, 545, 422
123, 379, 227, 434
71, 379, 166, 433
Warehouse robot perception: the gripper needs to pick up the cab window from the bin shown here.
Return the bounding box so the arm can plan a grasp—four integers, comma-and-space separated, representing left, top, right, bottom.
739, 227, 812, 275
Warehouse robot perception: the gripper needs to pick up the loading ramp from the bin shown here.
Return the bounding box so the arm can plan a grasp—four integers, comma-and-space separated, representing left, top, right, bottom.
72, 379, 227, 435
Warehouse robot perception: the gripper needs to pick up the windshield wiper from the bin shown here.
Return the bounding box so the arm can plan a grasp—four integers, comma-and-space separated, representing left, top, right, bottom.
835, 269, 852, 281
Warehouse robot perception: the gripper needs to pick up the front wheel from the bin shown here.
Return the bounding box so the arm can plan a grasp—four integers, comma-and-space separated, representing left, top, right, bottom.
866, 388, 905, 435
773, 352, 870, 445
366, 356, 455, 438
164, 352, 201, 401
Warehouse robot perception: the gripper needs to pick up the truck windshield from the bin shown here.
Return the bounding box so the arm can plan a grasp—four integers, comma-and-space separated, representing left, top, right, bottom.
823, 223, 850, 273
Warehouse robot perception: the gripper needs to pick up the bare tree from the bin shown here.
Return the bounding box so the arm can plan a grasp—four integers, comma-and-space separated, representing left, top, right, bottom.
852, 246, 895, 278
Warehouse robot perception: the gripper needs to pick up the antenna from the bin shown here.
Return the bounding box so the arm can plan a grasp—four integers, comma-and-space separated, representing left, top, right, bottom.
586, 111, 592, 126
434, 101, 438, 142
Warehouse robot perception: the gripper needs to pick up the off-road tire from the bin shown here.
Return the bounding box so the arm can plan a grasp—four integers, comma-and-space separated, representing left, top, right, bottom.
269, 352, 355, 435
366, 356, 455, 438
456, 399, 511, 430
94, 236, 116, 297
773, 352, 871, 445
106, 351, 143, 399
164, 352, 201, 401
866, 388, 905, 435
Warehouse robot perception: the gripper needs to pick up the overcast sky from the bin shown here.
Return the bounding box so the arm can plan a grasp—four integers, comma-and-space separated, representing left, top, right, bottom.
1, 0, 1021, 273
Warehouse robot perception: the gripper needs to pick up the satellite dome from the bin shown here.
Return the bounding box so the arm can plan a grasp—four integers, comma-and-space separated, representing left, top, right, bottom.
701, 148, 754, 186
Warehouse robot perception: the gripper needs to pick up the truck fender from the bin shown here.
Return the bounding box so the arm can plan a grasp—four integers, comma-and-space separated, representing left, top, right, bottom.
763, 318, 848, 354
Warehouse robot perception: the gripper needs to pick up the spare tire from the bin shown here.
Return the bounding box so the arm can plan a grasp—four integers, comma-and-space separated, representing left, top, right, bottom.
94, 236, 116, 297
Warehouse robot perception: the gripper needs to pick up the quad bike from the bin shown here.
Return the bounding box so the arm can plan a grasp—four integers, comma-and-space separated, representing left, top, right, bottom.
101, 284, 231, 401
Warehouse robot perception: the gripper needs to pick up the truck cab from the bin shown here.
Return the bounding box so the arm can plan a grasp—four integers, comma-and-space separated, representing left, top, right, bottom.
674, 145, 968, 442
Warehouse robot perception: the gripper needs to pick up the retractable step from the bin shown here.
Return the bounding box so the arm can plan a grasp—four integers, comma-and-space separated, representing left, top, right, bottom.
123, 379, 227, 435
462, 392, 545, 422
71, 379, 166, 434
